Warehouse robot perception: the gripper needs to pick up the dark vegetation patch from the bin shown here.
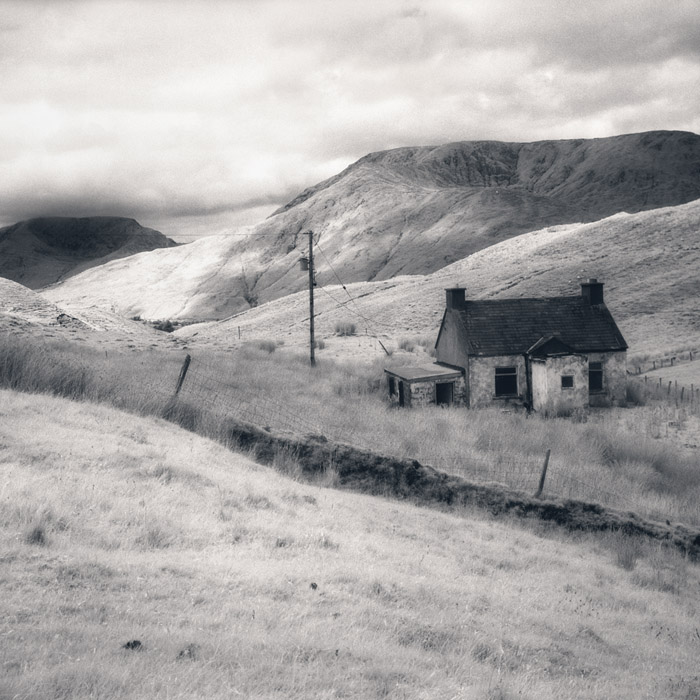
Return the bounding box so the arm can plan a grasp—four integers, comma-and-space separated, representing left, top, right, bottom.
209, 415, 700, 560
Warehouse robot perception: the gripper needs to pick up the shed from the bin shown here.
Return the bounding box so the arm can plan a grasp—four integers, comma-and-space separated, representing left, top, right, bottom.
384, 363, 465, 408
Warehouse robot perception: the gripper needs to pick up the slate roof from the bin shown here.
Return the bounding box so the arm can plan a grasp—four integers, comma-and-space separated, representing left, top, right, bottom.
451, 297, 628, 355
385, 363, 464, 382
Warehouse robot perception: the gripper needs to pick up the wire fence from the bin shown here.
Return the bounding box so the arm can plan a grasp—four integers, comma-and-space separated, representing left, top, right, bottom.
2, 331, 693, 525
170, 352, 695, 523
629, 373, 700, 416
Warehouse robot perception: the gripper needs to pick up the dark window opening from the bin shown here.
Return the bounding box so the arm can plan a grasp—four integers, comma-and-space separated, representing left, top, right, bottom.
589, 361, 603, 392
495, 366, 518, 396
436, 382, 454, 406
561, 375, 574, 389
398, 380, 405, 407
388, 376, 395, 395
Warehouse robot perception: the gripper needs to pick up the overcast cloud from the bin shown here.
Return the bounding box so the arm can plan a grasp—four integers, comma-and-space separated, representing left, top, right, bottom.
1, 0, 699, 239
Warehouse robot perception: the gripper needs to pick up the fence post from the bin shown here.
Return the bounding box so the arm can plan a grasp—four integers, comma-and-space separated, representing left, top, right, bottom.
534, 449, 551, 499
174, 354, 192, 396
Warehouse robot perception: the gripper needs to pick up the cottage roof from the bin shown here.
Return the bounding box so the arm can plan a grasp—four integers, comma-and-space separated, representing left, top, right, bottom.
384, 362, 463, 382
448, 296, 628, 355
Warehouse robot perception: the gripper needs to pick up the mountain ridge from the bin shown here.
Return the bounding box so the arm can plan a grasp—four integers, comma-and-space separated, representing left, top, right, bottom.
0, 216, 177, 289
44, 131, 700, 321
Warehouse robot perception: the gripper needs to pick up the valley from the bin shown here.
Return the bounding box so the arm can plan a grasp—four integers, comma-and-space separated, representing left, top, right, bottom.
2, 131, 700, 700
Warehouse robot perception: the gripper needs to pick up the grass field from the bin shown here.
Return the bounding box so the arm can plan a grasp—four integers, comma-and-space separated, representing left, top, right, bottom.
2, 389, 700, 700
2, 333, 700, 529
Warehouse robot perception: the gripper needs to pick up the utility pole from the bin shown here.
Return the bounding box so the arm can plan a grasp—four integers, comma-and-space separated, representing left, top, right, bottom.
308, 230, 315, 366
299, 231, 316, 366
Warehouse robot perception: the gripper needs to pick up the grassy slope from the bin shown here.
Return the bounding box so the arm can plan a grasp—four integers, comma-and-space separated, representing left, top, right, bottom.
175, 198, 700, 358
1, 390, 700, 700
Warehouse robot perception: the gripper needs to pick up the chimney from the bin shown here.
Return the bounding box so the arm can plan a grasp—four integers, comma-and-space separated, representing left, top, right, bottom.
581, 278, 604, 305
445, 287, 466, 310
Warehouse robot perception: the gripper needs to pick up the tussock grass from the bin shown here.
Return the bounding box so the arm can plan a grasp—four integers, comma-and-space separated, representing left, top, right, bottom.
1, 333, 699, 527
2, 389, 699, 699
334, 320, 357, 336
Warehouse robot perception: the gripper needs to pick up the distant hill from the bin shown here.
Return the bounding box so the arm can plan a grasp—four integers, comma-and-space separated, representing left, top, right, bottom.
0, 216, 177, 289
174, 199, 700, 357
45, 131, 700, 321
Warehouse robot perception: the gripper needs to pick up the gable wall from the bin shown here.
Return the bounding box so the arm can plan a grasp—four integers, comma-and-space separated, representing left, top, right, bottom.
435, 311, 470, 369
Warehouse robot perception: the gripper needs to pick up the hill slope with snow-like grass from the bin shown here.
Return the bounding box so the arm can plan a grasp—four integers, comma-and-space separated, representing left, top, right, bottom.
176, 198, 700, 357
2, 388, 699, 699
45, 131, 700, 321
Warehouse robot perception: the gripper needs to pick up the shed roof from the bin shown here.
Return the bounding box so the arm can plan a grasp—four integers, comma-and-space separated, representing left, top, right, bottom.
447, 297, 628, 356
384, 362, 463, 382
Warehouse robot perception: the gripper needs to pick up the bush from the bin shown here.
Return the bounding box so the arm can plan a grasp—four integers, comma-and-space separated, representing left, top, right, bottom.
398, 338, 415, 352
257, 340, 277, 353
314, 338, 326, 350
626, 379, 647, 406
335, 321, 356, 336
152, 319, 175, 333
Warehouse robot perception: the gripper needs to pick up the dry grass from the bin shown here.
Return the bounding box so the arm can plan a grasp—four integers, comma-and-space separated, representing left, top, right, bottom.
1, 389, 700, 700
2, 333, 700, 528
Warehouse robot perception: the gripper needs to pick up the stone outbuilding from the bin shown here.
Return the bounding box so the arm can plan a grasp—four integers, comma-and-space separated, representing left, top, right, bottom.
385, 279, 628, 414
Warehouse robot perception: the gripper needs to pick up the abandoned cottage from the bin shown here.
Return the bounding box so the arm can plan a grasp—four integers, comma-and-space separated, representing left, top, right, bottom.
385, 279, 628, 413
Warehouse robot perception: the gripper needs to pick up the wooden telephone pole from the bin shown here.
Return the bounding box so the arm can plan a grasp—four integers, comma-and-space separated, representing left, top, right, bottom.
307, 230, 315, 366
299, 230, 316, 366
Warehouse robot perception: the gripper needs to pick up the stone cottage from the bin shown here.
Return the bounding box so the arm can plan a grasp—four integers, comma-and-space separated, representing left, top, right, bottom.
385, 279, 628, 413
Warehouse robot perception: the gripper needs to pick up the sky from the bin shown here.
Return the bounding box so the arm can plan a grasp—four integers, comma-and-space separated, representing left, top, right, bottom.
1, 0, 699, 241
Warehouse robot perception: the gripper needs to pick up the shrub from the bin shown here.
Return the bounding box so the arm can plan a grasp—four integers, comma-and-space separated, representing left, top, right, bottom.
314, 338, 326, 350
152, 319, 175, 333
626, 379, 647, 406
335, 321, 356, 336
398, 338, 415, 352
257, 340, 276, 353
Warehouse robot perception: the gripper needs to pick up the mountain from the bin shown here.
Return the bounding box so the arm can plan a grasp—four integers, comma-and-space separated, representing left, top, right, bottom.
175, 199, 700, 357
0, 216, 177, 289
45, 131, 700, 321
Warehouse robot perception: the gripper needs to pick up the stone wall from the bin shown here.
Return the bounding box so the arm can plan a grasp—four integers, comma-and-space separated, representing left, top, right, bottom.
386, 373, 467, 408
468, 354, 527, 409
531, 355, 588, 415
588, 351, 627, 407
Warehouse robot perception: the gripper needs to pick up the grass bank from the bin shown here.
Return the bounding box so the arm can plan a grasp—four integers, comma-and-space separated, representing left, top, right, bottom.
2, 333, 700, 528
2, 390, 699, 700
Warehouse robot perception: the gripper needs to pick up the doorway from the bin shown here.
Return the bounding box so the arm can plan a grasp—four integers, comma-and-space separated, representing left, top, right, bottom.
436, 382, 454, 406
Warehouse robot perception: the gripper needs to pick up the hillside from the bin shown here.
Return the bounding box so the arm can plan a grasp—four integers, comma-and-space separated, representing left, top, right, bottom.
0, 216, 177, 289
2, 388, 699, 699
0, 277, 178, 349
176, 198, 700, 358
44, 130, 700, 321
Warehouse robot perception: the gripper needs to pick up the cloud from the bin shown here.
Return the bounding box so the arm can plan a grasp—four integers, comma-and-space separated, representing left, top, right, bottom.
1, 0, 699, 239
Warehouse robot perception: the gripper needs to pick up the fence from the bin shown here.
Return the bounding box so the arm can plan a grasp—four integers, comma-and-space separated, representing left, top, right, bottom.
629, 373, 700, 415
171, 353, 688, 523
0, 333, 693, 526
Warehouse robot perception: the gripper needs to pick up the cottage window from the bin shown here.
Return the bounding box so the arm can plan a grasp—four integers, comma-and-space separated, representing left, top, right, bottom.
494, 366, 518, 396
589, 361, 603, 392
388, 376, 396, 395
561, 375, 574, 389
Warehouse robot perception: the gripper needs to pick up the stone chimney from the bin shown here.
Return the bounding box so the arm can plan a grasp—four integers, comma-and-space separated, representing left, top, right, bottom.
445, 287, 466, 310
581, 278, 604, 306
